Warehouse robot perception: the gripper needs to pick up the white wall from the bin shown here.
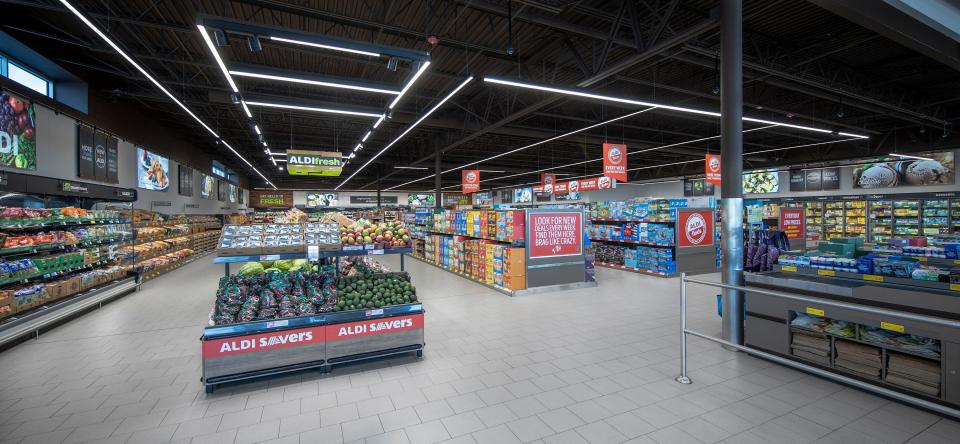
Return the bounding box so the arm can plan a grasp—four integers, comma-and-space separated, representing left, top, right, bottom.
3, 105, 247, 215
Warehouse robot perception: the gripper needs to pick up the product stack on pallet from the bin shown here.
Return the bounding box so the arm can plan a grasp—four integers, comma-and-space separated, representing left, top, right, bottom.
790, 328, 830, 365
835, 340, 882, 380
887, 353, 941, 396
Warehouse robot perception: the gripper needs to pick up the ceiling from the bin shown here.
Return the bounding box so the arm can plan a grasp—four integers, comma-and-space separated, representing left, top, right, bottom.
4, 0, 959, 192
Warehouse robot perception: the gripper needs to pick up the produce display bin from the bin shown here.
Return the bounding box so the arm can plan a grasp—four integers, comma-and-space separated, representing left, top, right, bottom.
201, 304, 424, 392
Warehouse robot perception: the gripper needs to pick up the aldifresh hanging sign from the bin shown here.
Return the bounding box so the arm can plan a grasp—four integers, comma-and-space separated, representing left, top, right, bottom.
286, 150, 344, 176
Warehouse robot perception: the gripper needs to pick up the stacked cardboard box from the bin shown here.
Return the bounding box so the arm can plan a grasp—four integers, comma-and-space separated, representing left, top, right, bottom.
791, 328, 831, 365
835, 340, 882, 379
886, 352, 940, 396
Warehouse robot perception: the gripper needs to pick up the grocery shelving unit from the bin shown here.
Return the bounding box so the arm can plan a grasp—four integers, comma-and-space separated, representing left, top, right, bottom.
844, 200, 867, 238
588, 215, 717, 278
823, 201, 845, 240
805, 202, 823, 241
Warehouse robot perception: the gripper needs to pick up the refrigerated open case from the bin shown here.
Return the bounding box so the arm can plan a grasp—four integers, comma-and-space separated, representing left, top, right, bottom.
953, 199, 960, 234
805, 202, 823, 241
868, 200, 893, 242
893, 200, 921, 236
922, 200, 951, 235
824, 202, 844, 240
843, 200, 866, 238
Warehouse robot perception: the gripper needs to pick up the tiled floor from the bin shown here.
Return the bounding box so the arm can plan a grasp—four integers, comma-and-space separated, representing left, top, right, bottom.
0, 255, 957, 444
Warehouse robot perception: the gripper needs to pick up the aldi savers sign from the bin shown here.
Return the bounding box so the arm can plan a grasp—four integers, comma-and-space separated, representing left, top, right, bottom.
287, 150, 343, 176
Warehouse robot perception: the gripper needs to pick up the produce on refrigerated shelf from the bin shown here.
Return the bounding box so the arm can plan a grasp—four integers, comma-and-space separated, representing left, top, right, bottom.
334, 273, 416, 312
339, 220, 410, 248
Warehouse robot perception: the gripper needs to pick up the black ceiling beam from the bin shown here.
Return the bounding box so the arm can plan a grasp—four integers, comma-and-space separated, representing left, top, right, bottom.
359, 16, 720, 189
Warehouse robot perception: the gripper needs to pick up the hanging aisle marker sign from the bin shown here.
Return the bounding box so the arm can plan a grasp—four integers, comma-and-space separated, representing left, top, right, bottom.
553, 181, 568, 195
286, 150, 344, 176
462, 169, 480, 193
603, 143, 627, 181
576, 176, 616, 191
541, 173, 556, 194
705, 154, 721, 185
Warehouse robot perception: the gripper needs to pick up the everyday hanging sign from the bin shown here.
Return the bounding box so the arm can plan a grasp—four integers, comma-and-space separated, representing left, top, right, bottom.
286, 150, 344, 176
602, 143, 627, 182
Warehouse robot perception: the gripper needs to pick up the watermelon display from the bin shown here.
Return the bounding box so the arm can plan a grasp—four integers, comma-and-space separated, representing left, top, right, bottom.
238, 262, 265, 276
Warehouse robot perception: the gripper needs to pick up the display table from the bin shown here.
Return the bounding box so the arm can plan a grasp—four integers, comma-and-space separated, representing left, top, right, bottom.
202, 248, 423, 392
744, 269, 960, 408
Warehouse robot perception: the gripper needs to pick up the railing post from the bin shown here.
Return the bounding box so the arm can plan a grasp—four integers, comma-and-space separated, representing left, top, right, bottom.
676, 273, 692, 384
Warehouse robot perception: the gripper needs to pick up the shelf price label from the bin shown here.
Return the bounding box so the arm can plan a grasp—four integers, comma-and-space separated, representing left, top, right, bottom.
805, 307, 825, 317
817, 269, 836, 277
780, 265, 797, 272
880, 322, 905, 333
916, 257, 927, 262
862, 274, 884, 282
951, 283, 960, 292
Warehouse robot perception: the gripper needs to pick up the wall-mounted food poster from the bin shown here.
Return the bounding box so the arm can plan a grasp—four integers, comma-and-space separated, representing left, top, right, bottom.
306, 192, 338, 207
853, 152, 954, 189
514, 187, 533, 204
0, 91, 37, 170
742, 171, 779, 194
407, 194, 435, 207
200, 174, 214, 199
136, 147, 169, 191
0, 92, 36, 171
228, 184, 237, 203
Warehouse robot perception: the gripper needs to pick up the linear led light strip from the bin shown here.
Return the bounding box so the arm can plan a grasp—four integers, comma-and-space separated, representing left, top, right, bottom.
484, 77, 870, 139
244, 101, 385, 119
270, 36, 381, 58
389, 62, 431, 109
336, 75, 474, 190
60, 0, 276, 189
383, 107, 657, 190
229, 70, 401, 95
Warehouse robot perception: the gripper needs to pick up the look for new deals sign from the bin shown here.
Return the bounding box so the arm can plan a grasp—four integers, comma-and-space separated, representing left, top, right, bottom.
462, 170, 480, 193
602, 143, 627, 182
529, 212, 583, 258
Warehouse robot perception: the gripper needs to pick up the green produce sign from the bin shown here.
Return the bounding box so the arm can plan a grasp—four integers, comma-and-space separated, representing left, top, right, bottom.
287, 150, 343, 176
0, 92, 37, 170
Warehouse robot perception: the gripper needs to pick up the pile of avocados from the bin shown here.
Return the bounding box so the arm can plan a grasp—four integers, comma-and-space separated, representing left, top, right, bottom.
335, 273, 417, 312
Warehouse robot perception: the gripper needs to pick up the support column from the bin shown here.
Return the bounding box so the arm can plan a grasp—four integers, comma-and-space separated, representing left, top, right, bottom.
720, 0, 744, 346
376, 167, 382, 209
434, 146, 442, 209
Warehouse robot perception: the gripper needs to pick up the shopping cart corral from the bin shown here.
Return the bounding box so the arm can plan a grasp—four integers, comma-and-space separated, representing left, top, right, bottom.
677, 272, 960, 419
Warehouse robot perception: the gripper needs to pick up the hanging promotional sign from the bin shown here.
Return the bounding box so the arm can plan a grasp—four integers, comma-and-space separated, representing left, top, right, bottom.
306, 192, 338, 207
576, 176, 616, 191
0, 92, 36, 171
286, 150, 344, 176
705, 154, 721, 185
602, 143, 627, 182
677, 209, 715, 248
553, 181, 568, 195
541, 173, 556, 194
528, 212, 584, 258
462, 169, 480, 193
779, 208, 805, 240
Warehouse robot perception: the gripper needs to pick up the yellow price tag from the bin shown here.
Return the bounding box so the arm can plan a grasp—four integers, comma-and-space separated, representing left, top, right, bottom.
817, 269, 836, 277
781, 265, 797, 272
916, 257, 927, 262
951, 284, 960, 292
953, 260, 960, 266
863, 274, 884, 282
880, 322, 905, 333
805, 307, 825, 317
